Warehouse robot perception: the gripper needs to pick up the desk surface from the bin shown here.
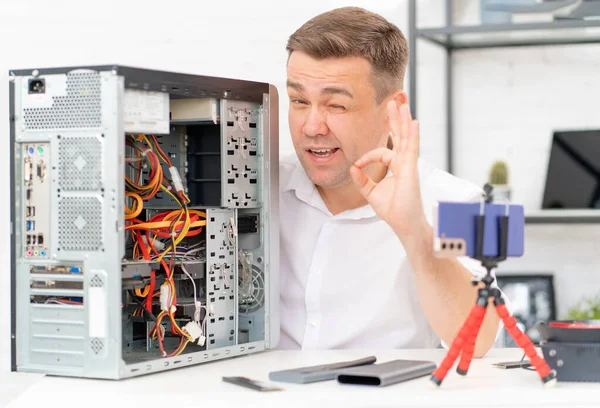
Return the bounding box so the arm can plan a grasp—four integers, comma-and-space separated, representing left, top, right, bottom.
2, 348, 599, 408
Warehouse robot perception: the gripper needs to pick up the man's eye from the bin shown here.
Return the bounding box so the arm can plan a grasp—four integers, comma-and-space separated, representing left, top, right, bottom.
291, 99, 307, 105
330, 105, 345, 111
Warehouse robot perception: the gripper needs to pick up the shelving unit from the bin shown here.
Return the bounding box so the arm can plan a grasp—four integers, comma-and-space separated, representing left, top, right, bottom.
525, 209, 600, 224
408, 0, 600, 224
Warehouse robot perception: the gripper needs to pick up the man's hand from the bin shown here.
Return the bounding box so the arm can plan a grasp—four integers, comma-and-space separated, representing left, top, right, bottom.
349, 100, 499, 358
349, 100, 426, 240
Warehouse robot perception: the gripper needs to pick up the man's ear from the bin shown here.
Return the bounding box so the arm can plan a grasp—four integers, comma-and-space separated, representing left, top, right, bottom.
393, 90, 408, 106
385, 91, 408, 150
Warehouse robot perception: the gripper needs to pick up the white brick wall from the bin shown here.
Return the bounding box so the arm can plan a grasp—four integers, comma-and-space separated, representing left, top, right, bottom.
500, 224, 600, 318
414, 1, 600, 319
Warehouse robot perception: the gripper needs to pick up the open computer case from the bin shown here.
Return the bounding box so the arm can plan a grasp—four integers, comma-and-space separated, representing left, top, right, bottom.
8, 65, 280, 379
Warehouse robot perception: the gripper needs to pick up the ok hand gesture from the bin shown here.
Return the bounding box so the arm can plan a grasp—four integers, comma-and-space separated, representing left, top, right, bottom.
349, 100, 426, 240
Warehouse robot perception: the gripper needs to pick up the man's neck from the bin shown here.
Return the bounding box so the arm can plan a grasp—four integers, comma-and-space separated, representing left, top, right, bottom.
317, 163, 388, 215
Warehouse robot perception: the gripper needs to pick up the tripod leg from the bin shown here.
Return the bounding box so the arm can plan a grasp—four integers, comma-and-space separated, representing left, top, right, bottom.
456, 292, 489, 376
430, 302, 486, 386
494, 293, 556, 386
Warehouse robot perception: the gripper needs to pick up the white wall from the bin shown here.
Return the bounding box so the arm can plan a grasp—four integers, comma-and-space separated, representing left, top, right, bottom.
1, 0, 599, 372
0, 0, 410, 373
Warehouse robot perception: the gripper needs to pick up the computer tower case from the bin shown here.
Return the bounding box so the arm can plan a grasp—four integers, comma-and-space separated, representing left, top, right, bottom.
8, 65, 279, 379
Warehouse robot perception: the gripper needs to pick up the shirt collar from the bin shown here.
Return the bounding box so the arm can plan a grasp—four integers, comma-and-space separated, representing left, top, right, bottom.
283, 158, 394, 220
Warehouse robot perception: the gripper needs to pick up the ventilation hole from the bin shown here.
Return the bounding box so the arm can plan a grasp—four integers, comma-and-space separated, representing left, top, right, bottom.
58, 135, 103, 191
90, 274, 104, 288
58, 196, 102, 251
23, 71, 102, 130
90, 337, 105, 355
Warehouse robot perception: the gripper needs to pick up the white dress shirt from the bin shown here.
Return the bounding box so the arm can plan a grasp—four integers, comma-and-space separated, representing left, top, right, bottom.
277, 152, 496, 350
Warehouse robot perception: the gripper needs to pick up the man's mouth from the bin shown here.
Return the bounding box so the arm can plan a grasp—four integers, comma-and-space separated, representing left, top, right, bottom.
307, 148, 339, 157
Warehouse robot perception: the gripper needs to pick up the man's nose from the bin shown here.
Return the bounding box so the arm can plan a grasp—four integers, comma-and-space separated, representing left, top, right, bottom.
302, 107, 329, 138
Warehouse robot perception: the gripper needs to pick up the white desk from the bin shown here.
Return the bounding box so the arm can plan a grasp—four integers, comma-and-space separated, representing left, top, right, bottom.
2, 348, 599, 408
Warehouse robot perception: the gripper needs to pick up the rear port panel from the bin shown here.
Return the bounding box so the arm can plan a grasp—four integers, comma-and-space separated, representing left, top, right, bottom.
22, 143, 50, 258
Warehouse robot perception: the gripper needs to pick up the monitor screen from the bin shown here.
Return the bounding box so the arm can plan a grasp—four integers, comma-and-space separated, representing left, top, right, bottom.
541, 129, 600, 209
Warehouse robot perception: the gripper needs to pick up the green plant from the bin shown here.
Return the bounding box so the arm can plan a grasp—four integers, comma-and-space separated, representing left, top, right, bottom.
489, 160, 509, 185
564, 294, 600, 320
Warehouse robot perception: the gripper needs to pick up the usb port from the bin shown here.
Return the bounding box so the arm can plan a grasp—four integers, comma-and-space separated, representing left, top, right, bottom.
26, 189, 32, 201
26, 206, 31, 217
31, 207, 35, 216
27, 221, 35, 231
31, 235, 37, 245
26, 235, 31, 245
37, 234, 43, 245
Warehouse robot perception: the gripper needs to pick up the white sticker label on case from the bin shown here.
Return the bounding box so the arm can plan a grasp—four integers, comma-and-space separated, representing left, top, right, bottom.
124, 89, 169, 134
88, 286, 107, 338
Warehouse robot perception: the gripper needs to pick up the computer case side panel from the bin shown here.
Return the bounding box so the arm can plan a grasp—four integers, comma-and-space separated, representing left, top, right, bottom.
265, 85, 280, 349
9, 75, 17, 372
12, 68, 123, 379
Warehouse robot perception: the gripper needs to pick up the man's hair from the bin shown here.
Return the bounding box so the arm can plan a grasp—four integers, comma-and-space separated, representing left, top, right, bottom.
286, 7, 408, 104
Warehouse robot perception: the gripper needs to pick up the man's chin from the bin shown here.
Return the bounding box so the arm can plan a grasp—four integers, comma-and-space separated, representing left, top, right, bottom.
306, 171, 352, 189
297, 154, 350, 187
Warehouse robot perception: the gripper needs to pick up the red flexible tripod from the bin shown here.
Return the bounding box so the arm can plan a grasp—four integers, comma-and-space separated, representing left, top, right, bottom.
430, 185, 557, 387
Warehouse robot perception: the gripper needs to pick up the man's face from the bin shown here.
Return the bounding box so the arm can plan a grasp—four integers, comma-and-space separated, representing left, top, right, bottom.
286, 51, 393, 189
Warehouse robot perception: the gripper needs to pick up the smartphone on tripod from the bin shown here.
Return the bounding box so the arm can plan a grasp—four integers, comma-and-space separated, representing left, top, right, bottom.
432, 201, 525, 258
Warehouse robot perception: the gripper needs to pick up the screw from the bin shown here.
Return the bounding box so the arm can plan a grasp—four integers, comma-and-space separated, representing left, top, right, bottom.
32, 69, 39, 77
557, 359, 564, 367
549, 349, 556, 357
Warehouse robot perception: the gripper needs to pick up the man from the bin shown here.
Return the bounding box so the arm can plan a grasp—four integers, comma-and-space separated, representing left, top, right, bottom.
278, 7, 501, 357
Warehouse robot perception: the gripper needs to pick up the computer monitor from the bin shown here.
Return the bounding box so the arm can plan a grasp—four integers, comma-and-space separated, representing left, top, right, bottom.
541, 129, 600, 209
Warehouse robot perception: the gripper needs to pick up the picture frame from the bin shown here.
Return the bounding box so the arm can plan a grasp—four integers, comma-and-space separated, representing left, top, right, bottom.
495, 273, 557, 347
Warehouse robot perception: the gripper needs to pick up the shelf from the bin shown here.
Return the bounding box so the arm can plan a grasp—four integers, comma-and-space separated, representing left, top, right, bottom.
417, 19, 600, 50
525, 209, 600, 224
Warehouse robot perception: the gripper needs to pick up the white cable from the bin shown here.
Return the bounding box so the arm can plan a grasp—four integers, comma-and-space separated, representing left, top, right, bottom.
227, 218, 236, 246
180, 263, 197, 310
236, 109, 247, 132
184, 248, 206, 261
168, 166, 185, 193
221, 266, 230, 288
239, 137, 247, 159
186, 240, 205, 251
